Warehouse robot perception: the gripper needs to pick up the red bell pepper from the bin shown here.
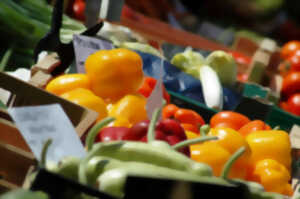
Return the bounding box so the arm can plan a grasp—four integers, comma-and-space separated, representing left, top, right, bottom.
96, 118, 189, 155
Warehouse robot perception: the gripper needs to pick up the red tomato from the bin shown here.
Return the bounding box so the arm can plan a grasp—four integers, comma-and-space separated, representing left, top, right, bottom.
287, 50, 300, 71
228, 51, 251, 65
278, 61, 292, 77
280, 41, 300, 60
281, 71, 300, 97
237, 73, 248, 82
73, 0, 85, 21
287, 93, 300, 116
210, 111, 251, 131
238, 120, 271, 137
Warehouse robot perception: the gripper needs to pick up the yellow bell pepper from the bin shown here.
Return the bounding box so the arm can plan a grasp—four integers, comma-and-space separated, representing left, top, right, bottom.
46, 74, 91, 95
108, 94, 147, 125
246, 130, 292, 171
189, 127, 251, 179
85, 48, 144, 102
191, 142, 231, 176
107, 116, 131, 128
251, 159, 293, 196
60, 88, 107, 121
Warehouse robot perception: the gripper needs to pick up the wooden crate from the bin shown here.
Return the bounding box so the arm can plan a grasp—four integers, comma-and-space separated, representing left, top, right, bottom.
0, 56, 98, 138
0, 142, 36, 193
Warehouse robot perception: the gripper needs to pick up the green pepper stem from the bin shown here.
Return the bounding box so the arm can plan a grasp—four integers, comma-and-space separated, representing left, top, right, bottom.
86, 117, 115, 151
220, 146, 246, 179
40, 139, 52, 168
273, 126, 280, 130
200, 124, 210, 137
147, 108, 162, 143
172, 136, 218, 150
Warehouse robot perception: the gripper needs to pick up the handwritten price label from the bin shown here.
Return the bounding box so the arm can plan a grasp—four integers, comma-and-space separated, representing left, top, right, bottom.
8, 104, 86, 163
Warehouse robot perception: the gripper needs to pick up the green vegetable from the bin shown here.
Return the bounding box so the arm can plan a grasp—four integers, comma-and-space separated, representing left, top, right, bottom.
171, 48, 204, 78
55, 156, 81, 181
0, 189, 48, 199
97, 161, 233, 198
0, 0, 85, 70
205, 50, 237, 86
79, 108, 213, 185
0, 43, 14, 72
119, 42, 162, 57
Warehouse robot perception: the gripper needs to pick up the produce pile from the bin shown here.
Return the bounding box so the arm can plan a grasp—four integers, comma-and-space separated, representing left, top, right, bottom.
14, 47, 293, 198
279, 41, 300, 116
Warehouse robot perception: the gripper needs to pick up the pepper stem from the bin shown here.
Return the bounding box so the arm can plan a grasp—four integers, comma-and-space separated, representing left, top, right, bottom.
200, 124, 210, 137
273, 126, 280, 130
172, 136, 218, 150
40, 139, 52, 168
147, 108, 162, 143
220, 146, 246, 179
86, 117, 115, 151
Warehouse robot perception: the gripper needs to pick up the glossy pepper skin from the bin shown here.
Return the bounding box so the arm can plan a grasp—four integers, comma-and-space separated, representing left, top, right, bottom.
251, 159, 293, 196
210, 111, 250, 130
97, 127, 136, 142
46, 74, 90, 95
60, 88, 107, 121
108, 94, 148, 125
207, 127, 251, 179
246, 130, 292, 171
85, 48, 144, 102
162, 104, 205, 134
131, 119, 189, 155
138, 77, 171, 104
190, 142, 231, 176
190, 127, 251, 179
238, 120, 271, 137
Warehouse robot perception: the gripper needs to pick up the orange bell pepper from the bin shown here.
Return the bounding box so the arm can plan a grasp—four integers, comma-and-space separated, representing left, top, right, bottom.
251, 159, 293, 196
108, 94, 148, 125
181, 123, 199, 133
46, 74, 90, 95
210, 111, 250, 130
162, 104, 205, 134
85, 48, 144, 102
60, 88, 107, 121
238, 120, 271, 137
162, 104, 179, 119
174, 109, 205, 127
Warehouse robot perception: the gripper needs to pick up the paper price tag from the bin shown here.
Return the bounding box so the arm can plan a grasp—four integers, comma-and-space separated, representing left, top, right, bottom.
73, 34, 113, 73
8, 104, 86, 163
146, 57, 164, 119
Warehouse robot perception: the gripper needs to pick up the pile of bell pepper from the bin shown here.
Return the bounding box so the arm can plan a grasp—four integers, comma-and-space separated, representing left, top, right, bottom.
185, 110, 293, 196
46, 48, 169, 127
278, 40, 300, 116
47, 107, 290, 199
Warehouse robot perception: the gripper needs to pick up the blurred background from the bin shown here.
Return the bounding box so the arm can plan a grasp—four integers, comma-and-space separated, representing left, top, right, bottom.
121, 0, 300, 44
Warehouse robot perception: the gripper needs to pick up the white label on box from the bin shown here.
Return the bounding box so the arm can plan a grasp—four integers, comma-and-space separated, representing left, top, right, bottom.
73, 34, 113, 73
8, 104, 86, 163
146, 57, 164, 119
